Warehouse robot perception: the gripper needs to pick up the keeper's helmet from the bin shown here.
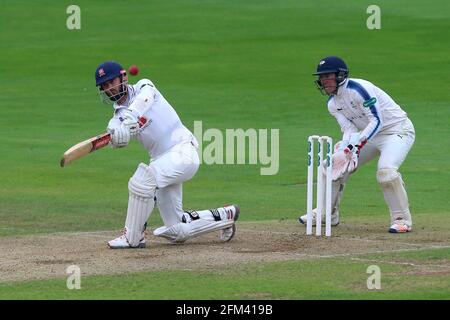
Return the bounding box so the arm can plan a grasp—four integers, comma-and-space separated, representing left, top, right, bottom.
313, 56, 349, 95
95, 61, 128, 103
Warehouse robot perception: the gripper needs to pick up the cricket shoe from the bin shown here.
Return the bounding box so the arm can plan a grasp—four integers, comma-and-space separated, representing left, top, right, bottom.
218, 204, 240, 242
389, 219, 412, 233
108, 227, 146, 249
298, 208, 339, 226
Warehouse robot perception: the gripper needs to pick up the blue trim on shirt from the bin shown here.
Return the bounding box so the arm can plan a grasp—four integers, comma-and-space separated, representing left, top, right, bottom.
347, 80, 381, 139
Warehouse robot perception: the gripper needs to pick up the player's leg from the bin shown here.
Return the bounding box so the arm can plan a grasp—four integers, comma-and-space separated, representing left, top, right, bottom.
155, 176, 240, 242
155, 183, 185, 227
153, 204, 240, 243
108, 163, 157, 248
299, 140, 379, 226
150, 141, 240, 242
299, 172, 349, 226
185, 205, 240, 242
151, 140, 199, 228
156, 182, 240, 242
376, 120, 415, 233
330, 139, 380, 220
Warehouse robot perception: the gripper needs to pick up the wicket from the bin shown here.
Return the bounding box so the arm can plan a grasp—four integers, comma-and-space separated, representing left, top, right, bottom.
306, 135, 333, 237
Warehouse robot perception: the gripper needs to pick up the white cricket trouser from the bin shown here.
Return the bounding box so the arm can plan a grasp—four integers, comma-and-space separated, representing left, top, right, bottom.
150, 141, 200, 227
330, 118, 415, 226
358, 118, 415, 169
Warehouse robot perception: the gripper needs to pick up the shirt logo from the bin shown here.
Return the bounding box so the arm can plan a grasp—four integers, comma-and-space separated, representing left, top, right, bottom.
98, 68, 105, 77
363, 97, 377, 108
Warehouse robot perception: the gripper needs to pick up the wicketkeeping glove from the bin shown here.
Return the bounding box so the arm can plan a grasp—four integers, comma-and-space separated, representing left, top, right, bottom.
343, 139, 367, 174
331, 150, 351, 180
332, 138, 368, 180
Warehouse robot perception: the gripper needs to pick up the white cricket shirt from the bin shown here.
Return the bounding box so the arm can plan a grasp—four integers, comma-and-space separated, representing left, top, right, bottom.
327, 78, 408, 142
108, 79, 196, 158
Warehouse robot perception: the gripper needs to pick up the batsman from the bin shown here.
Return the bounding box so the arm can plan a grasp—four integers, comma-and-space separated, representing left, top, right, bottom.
94, 61, 239, 248
299, 56, 415, 233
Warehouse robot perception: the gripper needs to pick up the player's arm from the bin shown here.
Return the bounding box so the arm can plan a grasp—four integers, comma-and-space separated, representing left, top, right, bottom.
116, 79, 157, 140
329, 107, 360, 179
335, 89, 383, 176
329, 106, 359, 150
131, 79, 157, 114
359, 102, 382, 142
351, 82, 383, 144
332, 111, 365, 172
123, 79, 157, 121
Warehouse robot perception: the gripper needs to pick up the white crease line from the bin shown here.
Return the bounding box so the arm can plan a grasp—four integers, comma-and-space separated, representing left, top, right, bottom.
4, 227, 450, 245
293, 245, 450, 259
237, 228, 447, 247
349, 257, 450, 268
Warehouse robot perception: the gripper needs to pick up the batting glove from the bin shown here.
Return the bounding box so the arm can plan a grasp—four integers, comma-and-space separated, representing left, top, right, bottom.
121, 110, 140, 139
108, 125, 131, 148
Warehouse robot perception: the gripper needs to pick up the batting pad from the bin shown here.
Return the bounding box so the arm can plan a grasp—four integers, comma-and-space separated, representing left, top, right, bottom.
153, 219, 234, 243
377, 168, 412, 225
189, 208, 226, 222
125, 163, 157, 246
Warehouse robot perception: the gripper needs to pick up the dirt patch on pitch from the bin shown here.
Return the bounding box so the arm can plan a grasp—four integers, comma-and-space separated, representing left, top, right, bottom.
0, 220, 449, 283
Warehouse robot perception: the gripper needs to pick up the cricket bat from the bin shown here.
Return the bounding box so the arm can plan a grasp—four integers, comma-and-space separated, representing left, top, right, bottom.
60, 133, 111, 167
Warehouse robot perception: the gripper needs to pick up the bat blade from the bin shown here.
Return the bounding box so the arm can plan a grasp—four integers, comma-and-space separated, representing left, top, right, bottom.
60, 133, 111, 167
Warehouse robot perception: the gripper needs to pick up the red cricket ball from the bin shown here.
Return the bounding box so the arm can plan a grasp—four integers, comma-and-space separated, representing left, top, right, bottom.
128, 65, 139, 76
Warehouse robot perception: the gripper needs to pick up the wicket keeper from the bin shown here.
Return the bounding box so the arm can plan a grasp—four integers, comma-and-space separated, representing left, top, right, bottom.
299, 56, 415, 233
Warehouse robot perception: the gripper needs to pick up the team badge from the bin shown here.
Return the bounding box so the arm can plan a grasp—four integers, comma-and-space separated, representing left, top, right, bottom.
98, 68, 105, 77
363, 97, 377, 108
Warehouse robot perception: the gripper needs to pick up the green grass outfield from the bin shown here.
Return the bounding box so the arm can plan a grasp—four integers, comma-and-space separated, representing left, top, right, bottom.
0, 0, 449, 299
